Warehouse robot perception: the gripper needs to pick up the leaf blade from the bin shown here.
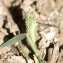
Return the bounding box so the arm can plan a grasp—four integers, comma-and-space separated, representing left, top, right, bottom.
27, 35, 42, 63
26, 11, 38, 42
0, 33, 26, 48
38, 23, 63, 29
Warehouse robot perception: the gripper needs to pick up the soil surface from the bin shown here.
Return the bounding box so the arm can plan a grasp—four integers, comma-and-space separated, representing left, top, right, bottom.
0, 0, 63, 63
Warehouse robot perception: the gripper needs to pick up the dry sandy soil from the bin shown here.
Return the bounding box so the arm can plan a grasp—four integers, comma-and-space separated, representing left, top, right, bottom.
0, 0, 63, 63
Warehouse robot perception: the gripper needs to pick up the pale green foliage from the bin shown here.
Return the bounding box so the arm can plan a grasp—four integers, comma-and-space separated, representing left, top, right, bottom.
26, 11, 38, 43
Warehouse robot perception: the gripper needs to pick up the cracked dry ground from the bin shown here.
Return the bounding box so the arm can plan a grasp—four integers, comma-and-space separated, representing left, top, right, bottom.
0, 0, 63, 63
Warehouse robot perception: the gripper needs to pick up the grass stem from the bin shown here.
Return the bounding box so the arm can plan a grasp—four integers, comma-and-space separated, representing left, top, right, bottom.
18, 41, 30, 62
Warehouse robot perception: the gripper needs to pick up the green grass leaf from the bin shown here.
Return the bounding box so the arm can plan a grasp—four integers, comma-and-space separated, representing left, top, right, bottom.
26, 11, 38, 43
0, 33, 26, 48
27, 34, 38, 56
38, 23, 63, 29
27, 35, 42, 63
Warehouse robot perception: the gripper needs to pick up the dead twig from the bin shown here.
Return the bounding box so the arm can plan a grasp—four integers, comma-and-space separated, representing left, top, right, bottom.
49, 43, 59, 63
